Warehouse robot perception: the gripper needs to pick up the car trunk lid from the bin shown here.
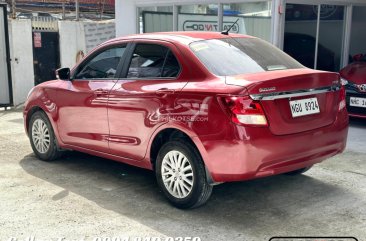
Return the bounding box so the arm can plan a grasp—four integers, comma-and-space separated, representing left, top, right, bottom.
226, 69, 342, 135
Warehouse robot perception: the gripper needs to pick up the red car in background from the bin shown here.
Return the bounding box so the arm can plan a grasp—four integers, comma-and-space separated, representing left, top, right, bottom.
24, 32, 348, 209
340, 54, 366, 118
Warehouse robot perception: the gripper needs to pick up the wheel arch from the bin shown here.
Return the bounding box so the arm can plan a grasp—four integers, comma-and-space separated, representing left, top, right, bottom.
148, 126, 216, 184
149, 128, 193, 167
25, 105, 62, 146
25, 106, 44, 134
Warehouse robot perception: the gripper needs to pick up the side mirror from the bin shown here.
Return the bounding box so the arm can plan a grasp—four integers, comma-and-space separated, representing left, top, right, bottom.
56, 67, 71, 80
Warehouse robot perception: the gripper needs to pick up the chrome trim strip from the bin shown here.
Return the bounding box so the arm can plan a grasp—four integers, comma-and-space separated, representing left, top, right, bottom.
250, 85, 341, 101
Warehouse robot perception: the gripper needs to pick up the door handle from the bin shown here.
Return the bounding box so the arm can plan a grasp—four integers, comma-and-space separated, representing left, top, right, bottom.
94, 89, 109, 95
155, 88, 175, 95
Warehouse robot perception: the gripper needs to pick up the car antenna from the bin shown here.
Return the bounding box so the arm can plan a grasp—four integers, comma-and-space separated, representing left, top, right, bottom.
221, 18, 239, 35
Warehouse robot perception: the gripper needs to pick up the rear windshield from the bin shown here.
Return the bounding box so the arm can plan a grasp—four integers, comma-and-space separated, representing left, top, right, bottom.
190, 37, 304, 76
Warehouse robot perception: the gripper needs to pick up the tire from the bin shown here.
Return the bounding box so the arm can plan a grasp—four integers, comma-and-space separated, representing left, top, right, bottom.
284, 166, 312, 175
28, 111, 61, 161
155, 140, 213, 209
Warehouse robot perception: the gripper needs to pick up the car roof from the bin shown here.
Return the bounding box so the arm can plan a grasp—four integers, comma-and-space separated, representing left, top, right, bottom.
105, 31, 254, 46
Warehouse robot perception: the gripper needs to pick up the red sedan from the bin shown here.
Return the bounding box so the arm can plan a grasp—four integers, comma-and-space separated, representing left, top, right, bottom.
24, 32, 348, 208
340, 54, 366, 118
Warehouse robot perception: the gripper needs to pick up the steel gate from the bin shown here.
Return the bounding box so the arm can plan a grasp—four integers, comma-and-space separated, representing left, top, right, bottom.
0, 3, 13, 107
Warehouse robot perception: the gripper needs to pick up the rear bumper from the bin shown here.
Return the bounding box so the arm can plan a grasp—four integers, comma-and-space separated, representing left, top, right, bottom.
196, 109, 349, 183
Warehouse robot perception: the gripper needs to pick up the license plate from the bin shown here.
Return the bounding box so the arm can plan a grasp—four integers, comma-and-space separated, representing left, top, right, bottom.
350, 97, 366, 108
290, 97, 320, 117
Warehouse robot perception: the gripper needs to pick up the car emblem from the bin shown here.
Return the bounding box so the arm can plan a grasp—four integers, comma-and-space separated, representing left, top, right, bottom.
358, 84, 366, 92
259, 87, 276, 93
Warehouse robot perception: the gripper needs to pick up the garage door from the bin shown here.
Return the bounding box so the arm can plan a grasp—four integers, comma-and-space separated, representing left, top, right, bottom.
0, 4, 12, 106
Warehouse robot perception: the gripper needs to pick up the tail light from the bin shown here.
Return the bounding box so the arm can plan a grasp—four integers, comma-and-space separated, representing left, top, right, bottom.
219, 95, 268, 126
338, 86, 346, 111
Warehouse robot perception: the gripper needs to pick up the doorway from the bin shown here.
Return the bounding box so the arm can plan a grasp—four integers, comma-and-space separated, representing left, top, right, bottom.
32, 31, 60, 85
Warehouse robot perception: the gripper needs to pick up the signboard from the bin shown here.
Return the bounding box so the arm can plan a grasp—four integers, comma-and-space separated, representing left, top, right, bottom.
178, 14, 245, 34
0, 3, 13, 107
142, 11, 246, 34
34, 32, 42, 48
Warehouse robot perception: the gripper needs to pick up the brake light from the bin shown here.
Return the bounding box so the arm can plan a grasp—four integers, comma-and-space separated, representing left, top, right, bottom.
220, 95, 268, 126
338, 86, 346, 111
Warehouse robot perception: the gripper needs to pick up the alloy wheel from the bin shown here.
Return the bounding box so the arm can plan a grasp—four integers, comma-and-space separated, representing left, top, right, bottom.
161, 150, 194, 199
31, 119, 51, 154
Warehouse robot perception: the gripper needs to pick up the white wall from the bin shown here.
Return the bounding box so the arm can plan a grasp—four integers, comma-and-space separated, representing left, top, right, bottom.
116, 0, 137, 36
5, 19, 116, 106
59, 20, 116, 69
58, 21, 86, 68
8, 19, 34, 106
84, 20, 116, 52
5, 19, 115, 105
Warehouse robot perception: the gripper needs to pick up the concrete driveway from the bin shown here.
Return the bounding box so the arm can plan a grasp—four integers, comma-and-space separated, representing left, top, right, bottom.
0, 109, 365, 241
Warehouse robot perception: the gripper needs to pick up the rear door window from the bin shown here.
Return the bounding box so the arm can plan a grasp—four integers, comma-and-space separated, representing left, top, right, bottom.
127, 44, 180, 79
